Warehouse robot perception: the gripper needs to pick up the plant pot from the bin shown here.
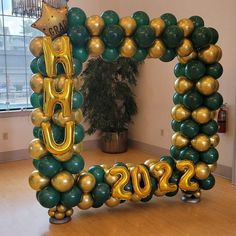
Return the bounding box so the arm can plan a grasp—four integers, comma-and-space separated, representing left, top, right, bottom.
101, 130, 128, 154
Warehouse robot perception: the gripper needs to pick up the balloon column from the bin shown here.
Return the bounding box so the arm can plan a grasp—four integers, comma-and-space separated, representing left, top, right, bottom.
28, 3, 223, 224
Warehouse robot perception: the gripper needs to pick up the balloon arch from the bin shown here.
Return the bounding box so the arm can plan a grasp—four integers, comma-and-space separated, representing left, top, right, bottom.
28, 3, 223, 224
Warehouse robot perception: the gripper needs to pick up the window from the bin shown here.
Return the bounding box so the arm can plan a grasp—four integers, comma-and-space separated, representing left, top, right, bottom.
0, 0, 41, 111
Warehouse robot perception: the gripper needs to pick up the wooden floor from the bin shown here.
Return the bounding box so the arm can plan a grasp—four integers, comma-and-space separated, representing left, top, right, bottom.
0, 148, 236, 236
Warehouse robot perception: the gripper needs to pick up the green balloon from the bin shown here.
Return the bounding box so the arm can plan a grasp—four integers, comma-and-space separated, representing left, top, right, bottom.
33, 126, 40, 138
102, 48, 119, 62
92, 183, 110, 203
52, 123, 64, 143
208, 27, 219, 44
30, 58, 40, 74
206, 63, 223, 79
200, 120, 218, 136
133, 11, 150, 26
191, 27, 211, 49
73, 58, 83, 76
68, 8, 86, 28
38, 155, 62, 178
174, 63, 186, 77
199, 174, 215, 190
203, 92, 223, 110
92, 200, 103, 208
166, 189, 179, 197
173, 93, 184, 105
180, 147, 200, 164
189, 16, 204, 28
141, 177, 156, 202
132, 48, 147, 62
37, 56, 47, 76
102, 25, 124, 48
61, 186, 82, 208
73, 47, 89, 63
72, 91, 84, 109
57, 63, 65, 75
200, 147, 219, 164
170, 146, 183, 160
88, 165, 105, 183
183, 90, 203, 110
160, 156, 176, 169
185, 60, 206, 81
171, 120, 182, 132
68, 26, 90, 47
33, 159, 40, 169
180, 119, 200, 139
62, 154, 85, 174
161, 13, 177, 26
74, 124, 85, 144
113, 162, 127, 167
134, 25, 155, 48
37, 186, 60, 208
141, 193, 153, 202
30, 93, 42, 108
162, 25, 184, 48
124, 181, 133, 192
102, 10, 119, 26
160, 48, 176, 62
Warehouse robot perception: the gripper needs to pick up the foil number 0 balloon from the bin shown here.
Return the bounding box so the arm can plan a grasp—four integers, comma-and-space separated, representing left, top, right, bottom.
28, 6, 223, 224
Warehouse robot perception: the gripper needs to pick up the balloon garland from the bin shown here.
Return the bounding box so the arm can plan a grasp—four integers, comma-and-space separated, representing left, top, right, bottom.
28, 3, 223, 224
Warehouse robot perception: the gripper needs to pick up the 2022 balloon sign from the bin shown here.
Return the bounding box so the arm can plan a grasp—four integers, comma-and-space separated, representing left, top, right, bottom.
28, 2, 223, 224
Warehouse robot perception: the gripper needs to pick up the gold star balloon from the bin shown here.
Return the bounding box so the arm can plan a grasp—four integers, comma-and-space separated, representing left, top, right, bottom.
32, 2, 68, 39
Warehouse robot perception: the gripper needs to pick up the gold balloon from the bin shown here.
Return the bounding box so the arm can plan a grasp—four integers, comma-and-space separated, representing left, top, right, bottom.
42, 121, 74, 155
176, 39, 194, 57
86, 15, 105, 36
54, 212, 65, 220
144, 159, 158, 168
109, 166, 132, 200
171, 132, 189, 149
31, 3, 68, 39
73, 75, 83, 92
210, 134, 220, 147
174, 77, 194, 94
177, 51, 197, 64
77, 172, 96, 193
211, 111, 217, 119
72, 109, 83, 124
176, 160, 199, 192
177, 19, 194, 37
171, 104, 191, 122
131, 165, 152, 199
28, 139, 48, 159
51, 171, 75, 192
65, 209, 74, 217
43, 77, 73, 118
48, 209, 55, 217
100, 164, 111, 172
119, 16, 137, 36
193, 189, 201, 199
56, 204, 67, 213
52, 110, 73, 128
150, 163, 164, 180
73, 142, 83, 154
105, 170, 119, 186
195, 162, 210, 180
29, 170, 50, 191
30, 73, 44, 94
192, 107, 211, 124
53, 149, 74, 162
191, 134, 211, 152
120, 38, 137, 58
78, 194, 93, 210
88, 37, 105, 57
150, 18, 165, 36
208, 163, 217, 172
29, 37, 44, 57
105, 197, 121, 207
198, 44, 222, 64
148, 39, 166, 58
31, 108, 49, 127
52, 74, 67, 92
43, 36, 73, 77
196, 76, 219, 96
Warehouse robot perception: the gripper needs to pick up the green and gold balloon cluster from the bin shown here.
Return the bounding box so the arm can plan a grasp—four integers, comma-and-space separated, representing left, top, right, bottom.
28, 7, 223, 222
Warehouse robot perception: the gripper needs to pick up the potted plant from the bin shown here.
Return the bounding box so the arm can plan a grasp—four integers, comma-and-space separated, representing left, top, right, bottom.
81, 57, 142, 153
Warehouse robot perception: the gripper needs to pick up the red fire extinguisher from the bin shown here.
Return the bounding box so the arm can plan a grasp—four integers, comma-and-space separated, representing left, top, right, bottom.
217, 104, 227, 133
